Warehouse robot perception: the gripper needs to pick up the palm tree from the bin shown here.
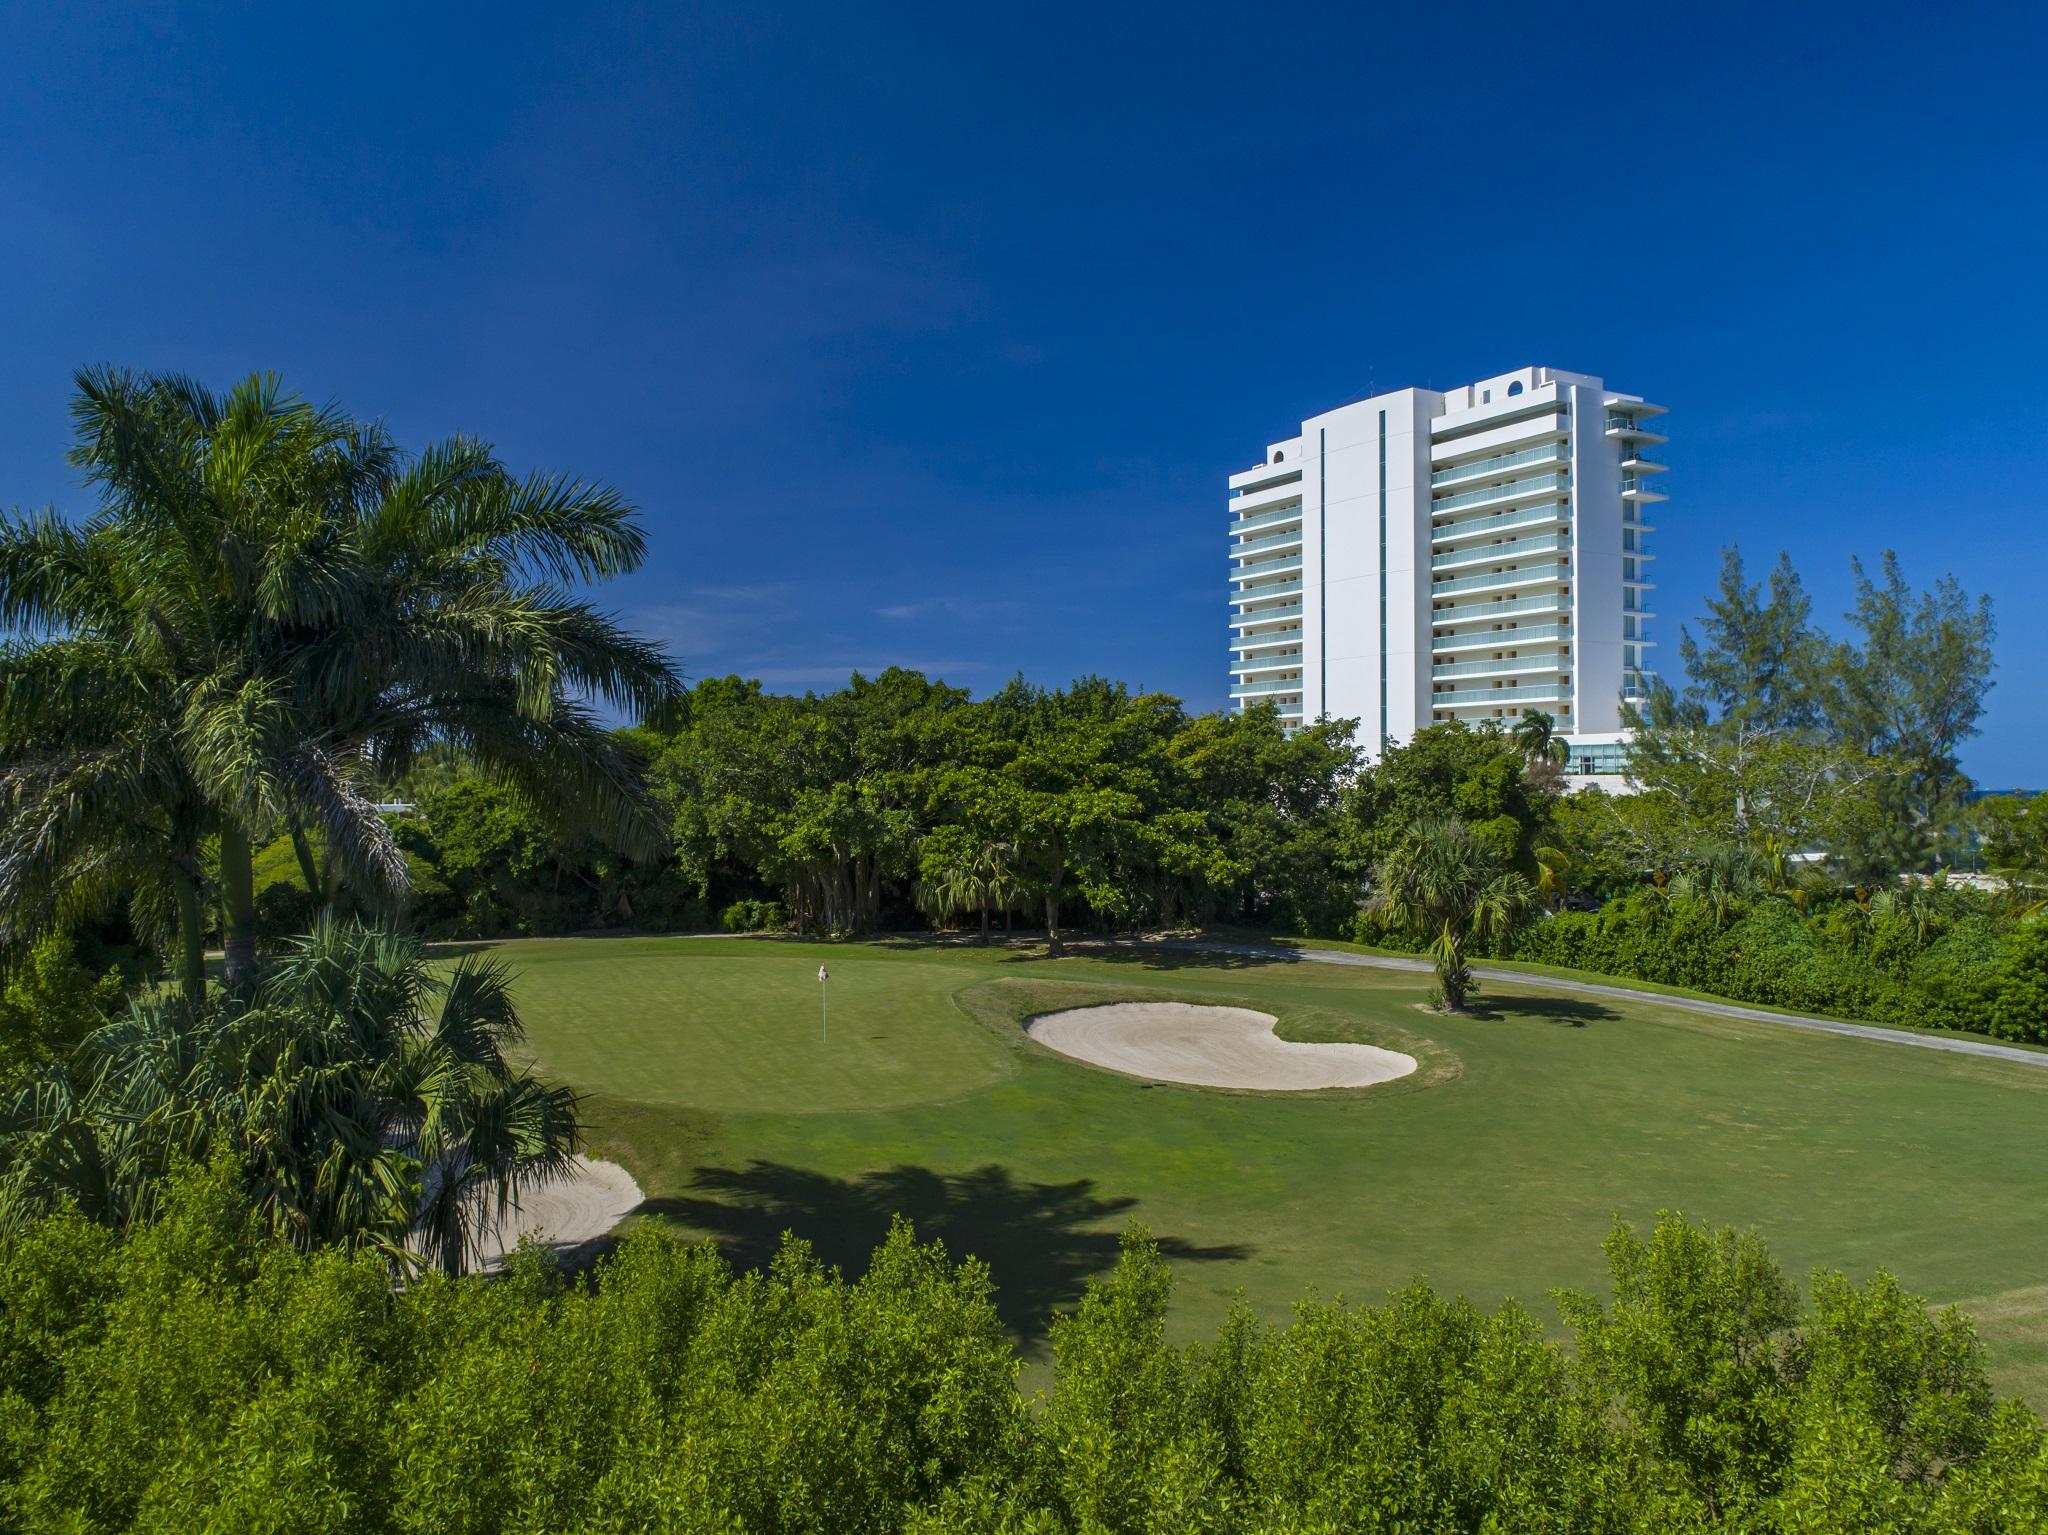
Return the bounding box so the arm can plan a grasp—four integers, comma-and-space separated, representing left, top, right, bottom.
1512, 710, 1568, 769
2, 369, 683, 994
1371, 818, 1535, 1012
1670, 844, 1762, 931
0, 918, 581, 1274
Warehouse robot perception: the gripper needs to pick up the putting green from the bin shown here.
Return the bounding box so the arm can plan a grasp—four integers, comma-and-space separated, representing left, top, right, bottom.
483, 934, 2048, 1405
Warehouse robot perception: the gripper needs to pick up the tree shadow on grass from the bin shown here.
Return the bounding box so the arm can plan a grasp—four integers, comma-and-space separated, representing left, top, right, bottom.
1471, 993, 1620, 1027
1014, 939, 1303, 971
640, 1160, 1251, 1345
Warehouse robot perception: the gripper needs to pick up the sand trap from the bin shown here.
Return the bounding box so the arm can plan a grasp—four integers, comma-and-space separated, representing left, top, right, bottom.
475, 1154, 644, 1271
1027, 1003, 1416, 1091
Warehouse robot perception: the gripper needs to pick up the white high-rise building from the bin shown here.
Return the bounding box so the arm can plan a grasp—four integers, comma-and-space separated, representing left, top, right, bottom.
1226, 366, 1665, 777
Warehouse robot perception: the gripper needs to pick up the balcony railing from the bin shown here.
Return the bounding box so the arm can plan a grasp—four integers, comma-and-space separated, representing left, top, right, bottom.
1429, 683, 1570, 709
1231, 604, 1303, 628
1432, 501, 1570, 545
1430, 562, 1569, 598
1235, 552, 1302, 579
1430, 653, 1564, 679
1431, 471, 1570, 514
1431, 621, 1569, 652
1234, 527, 1304, 557
1232, 632, 1304, 655
1429, 592, 1568, 624
1430, 442, 1568, 488
1230, 503, 1304, 535
1229, 677, 1306, 697
1232, 579, 1302, 604
1431, 532, 1571, 570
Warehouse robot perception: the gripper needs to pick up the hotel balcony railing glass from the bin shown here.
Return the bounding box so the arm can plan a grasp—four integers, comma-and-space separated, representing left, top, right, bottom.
1429, 592, 1568, 624
1429, 562, 1568, 598
1431, 621, 1569, 652
1232, 632, 1304, 655
1231, 579, 1302, 604
1230, 503, 1304, 535
1231, 604, 1303, 629
1431, 501, 1569, 545
1429, 684, 1570, 708
1430, 653, 1564, 680
1235, 552, 1302, 579
1431, 532, 1570, 570
1430, 472, 1570, 514
1229, 677, 1306, 698
1430, 442, 1568, 488
1233, 527, 1304, 557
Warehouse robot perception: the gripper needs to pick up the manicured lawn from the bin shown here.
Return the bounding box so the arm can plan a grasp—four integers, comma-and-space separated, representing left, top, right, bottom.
478, 934, 2048, 1404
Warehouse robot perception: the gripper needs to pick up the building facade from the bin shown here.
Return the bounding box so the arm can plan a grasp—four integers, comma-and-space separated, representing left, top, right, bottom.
1226, 366, 1664, 776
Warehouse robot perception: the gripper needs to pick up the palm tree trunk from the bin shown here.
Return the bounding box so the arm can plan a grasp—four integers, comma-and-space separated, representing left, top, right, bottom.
979, 902, 990, 945
170, 860, 207, 1007
219, 819, 259, 991
289, 818, 324, 908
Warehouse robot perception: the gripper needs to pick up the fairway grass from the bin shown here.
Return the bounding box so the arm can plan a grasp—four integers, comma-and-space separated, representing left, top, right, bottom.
483, 935, 2048, 1404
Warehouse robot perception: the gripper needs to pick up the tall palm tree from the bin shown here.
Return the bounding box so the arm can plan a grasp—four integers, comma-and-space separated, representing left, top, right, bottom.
0, 918, 581, 1274
1511, 710, 1568, 769
1371, 818, 1535, 1012
2, 369, 682, 993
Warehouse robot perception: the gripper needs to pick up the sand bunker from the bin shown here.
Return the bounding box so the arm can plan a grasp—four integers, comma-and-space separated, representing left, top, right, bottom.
476, 1154, 644, 1271
1027, 1003, 1416, 1091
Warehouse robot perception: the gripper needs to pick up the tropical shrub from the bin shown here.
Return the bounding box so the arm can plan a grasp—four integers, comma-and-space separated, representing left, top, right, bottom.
0, 1170, 2042, 1531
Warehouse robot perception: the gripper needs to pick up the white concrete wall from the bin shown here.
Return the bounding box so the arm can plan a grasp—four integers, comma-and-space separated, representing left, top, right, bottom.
1566, 383, 1625, 736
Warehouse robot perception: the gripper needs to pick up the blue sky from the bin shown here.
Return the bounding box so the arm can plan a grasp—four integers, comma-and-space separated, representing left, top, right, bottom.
3, 3, 2044, 780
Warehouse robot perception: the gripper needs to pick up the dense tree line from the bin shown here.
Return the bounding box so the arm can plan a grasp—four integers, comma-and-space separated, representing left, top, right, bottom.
2, 1159, 2041, 1532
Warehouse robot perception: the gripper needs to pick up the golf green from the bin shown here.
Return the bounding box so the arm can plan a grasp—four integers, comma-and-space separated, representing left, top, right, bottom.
482, 934, 2048, 1404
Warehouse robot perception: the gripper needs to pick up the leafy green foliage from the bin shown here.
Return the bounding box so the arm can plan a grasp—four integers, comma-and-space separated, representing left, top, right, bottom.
1, 1174, 2040, 1531
0, 933, 124, 1089
0, 368, 681, 998
0, 919, 581, 1271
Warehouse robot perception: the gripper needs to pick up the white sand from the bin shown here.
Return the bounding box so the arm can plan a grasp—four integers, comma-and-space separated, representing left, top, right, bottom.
476, 1154, 644, 1271
1027, 1002, 1416, 1091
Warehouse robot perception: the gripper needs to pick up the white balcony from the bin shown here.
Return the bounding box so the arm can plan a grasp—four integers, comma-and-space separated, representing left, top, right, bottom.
1430, 652, 1565, 681
1432, 502, 1570, 547
1620, 477, 1668, 504
1430, 562, 1569, 599
1232, 604, 1304, 631
1431, 471, 1571, 515
1229, 477, 1307, 515
1230, 677, 1306, 698
1428, 682, 1570, 709
1604, 417, 1669, 446
1234, 652, 1304, 677
1431, 621, 1570, 654
1430, 441, 1569, 488
1431, 532, 1570, 571
1429, 591, 1570, 626
1234, 527, 1304, 558
1232, 579, 1302, 604
1230, 502, 1305, 536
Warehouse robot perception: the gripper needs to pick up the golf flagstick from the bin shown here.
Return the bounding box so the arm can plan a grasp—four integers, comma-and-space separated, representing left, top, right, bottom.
818, 964, 829, 1043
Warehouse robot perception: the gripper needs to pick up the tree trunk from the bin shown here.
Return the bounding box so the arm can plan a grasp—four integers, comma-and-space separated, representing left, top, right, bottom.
979, 903, 990, 945
219, 819, 258, 992
288, 819, 324, 909
170, 860, 207, 1008
1044, 888, 1063, 957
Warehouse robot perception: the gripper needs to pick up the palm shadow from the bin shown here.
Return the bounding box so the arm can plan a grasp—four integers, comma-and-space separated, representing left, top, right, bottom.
1473, 993, 1619, 1027
640, 1159, 1251, 1346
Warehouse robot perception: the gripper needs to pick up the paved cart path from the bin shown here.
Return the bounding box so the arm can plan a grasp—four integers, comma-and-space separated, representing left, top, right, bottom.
1091, 939, 2048, 1071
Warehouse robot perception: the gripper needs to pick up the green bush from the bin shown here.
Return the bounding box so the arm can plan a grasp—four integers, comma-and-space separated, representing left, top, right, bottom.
1987, 919, 2048, 1044
1, 1168, 2042, 1531
720, 898, 787, 933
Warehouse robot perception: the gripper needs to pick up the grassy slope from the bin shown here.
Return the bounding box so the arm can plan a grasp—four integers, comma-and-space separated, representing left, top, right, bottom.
481, 935, 2048, 1403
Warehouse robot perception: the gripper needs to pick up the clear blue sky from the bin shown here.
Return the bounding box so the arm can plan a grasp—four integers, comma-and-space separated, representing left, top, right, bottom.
3, 3, 2044, 780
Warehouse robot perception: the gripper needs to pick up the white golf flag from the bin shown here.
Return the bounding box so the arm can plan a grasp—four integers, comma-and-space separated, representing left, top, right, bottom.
817, 965, 829, 983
